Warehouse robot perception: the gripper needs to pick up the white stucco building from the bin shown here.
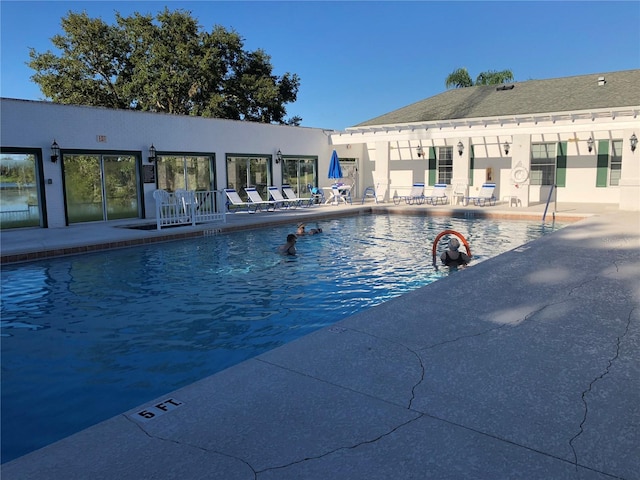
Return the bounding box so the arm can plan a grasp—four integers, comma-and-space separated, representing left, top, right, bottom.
330, 69, 640, 211
1, 69, 639, 230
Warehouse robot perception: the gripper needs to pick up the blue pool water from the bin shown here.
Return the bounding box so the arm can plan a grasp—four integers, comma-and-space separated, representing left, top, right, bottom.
0, 214, 562, 462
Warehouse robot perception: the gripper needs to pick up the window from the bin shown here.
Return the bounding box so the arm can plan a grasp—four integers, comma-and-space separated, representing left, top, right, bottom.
0, 151, 42, 228
226, 155, 271, 199
530, 143, 556, 185
64, 154, 139, 223
610, 140, 623, 186
156, 155, 213, 192
438, 147, 453, 184
282, 156, 318, 195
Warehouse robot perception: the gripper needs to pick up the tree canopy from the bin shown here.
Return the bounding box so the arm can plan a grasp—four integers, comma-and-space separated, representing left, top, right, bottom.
445, 68, 514, 89
28, 8, 302, 125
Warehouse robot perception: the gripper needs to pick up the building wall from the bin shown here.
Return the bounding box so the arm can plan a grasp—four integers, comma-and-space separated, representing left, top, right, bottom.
1, 99, 334, 227
331, 111, 640, 210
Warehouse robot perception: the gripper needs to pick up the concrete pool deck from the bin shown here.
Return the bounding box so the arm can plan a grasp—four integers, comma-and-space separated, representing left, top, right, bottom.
1, 201, 639, 479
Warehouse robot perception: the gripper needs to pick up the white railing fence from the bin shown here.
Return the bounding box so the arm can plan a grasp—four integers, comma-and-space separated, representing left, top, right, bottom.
154, 189, 226, 230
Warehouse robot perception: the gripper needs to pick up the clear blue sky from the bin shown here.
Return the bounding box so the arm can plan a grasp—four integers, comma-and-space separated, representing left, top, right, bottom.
1, 1, 639, 130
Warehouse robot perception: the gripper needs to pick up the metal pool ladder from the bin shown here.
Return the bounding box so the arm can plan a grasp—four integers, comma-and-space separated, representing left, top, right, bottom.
542, 184, 556, 223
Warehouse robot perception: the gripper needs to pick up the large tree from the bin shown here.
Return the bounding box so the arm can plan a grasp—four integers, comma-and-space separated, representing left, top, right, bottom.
445, 67, 514, 89
28, 8, 302, 125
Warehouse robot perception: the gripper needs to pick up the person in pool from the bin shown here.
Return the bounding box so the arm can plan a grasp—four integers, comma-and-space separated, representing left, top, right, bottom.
278, 234, 297, 255
296, 223, 322, 235
440, 237, 471, 267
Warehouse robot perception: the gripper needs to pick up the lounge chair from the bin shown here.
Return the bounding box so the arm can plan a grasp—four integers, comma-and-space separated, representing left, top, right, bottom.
393, 183, 425, 205
224, 188, 259, 213
283, 184, 312, 207
268, 186, 299, 209
464, 183, 497, 206
245, 187, 276, 212
425, 183, 448, 205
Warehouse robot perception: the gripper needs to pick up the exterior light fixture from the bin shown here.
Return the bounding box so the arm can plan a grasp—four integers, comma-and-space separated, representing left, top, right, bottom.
275, 149, 283, 164
50, 140, 60, 163
457, 141, 464, 156
503, 141, 510, 155
148, 144, 157, 162
631, 133, 638, 152
416, 145, 424, 158
587, 137, 594, 153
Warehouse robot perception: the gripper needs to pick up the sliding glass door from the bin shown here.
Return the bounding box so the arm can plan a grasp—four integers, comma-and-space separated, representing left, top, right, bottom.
282, 156, 317, 195
64, 154, 139, 223
226, 155, 271, 199
156, 155, 213, 192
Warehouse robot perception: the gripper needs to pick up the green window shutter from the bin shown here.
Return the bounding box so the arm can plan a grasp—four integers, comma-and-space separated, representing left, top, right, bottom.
596, 140, 609, 187
556, 142, 567, 187
428, 147, 436, 186
469, 145, 475, 186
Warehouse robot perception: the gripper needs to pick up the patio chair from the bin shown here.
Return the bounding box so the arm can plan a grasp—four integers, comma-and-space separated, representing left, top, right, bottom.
425, 183, 448, 205
306, 183, 325, 204
283, 184, 312, 207
451, 183, 467, 206
361, 183, 380, 204
245, 187, 277, 212
267, 186, 299, 209
224, 188, 259, 213
393, 183, 426, 205
464, 183, 497, 206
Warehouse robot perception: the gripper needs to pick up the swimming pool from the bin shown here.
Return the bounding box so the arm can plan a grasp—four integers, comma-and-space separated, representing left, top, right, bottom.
1, 213, 562, 463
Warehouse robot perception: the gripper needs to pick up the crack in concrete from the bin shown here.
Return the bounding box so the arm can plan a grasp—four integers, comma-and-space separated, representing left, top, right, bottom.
332, 326, 426, 410
255, 414, 424, 476
123, 414, 259, 479
568, 307, 634, 470
407, 348, 425, 410
566, 276, 598, 297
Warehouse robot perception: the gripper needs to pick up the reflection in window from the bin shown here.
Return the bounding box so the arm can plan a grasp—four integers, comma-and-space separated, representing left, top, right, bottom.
282, 157, 317, 195
64, 154, 138, 223
610, 140, 622, 186
0, 153, 40, 228
530, 143, 556, 186
156, 155, 213, 192
438, 147, 453, 185
227, 156, 271, 199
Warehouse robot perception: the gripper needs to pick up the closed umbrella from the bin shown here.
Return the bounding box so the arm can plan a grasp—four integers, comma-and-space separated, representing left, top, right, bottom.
328, 150, 342, 180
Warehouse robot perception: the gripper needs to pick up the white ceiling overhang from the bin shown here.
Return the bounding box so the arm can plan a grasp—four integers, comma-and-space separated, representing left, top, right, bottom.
330, 107, 640, 145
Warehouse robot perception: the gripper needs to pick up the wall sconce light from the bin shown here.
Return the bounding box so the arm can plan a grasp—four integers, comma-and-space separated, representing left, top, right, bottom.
275, 149, 283, 164
416, 145, 424, 158
587, 137, 594, 153
457, 141, 464, 156
148, 144, 157, 162
50, 140, 60, 163
631, 133, 638, 152
503, 141, 510, 155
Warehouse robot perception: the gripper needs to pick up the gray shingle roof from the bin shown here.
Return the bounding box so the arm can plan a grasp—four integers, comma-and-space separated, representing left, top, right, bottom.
353, 70, 640, 127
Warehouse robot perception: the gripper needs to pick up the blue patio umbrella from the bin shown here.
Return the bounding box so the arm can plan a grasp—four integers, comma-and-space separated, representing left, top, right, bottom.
328, 150, 343, 180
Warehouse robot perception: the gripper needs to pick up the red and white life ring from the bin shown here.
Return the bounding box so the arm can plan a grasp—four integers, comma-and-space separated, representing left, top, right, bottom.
511, 166, 529, 184
432, 230, 472, 265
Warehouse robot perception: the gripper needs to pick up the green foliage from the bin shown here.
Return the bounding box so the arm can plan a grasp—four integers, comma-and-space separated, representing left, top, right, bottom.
29, 8, 301, 125
445, 68, 514, 89
475, 70, 514, 86
445, 68, 473, 89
